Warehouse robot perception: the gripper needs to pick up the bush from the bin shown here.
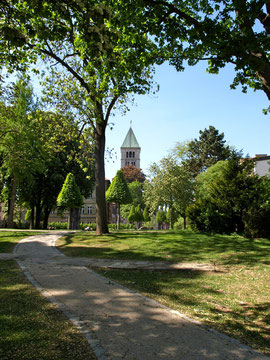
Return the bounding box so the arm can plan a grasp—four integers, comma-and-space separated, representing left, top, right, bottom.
173, 217, 184, 230
243, 206, 270, 238
48, 222, 68, 230
108, 223, 136, 230
187, 200, 234, 234
80, 223, 96, 231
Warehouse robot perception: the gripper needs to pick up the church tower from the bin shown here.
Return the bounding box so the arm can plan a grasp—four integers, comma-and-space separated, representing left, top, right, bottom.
121, 127, 141, 169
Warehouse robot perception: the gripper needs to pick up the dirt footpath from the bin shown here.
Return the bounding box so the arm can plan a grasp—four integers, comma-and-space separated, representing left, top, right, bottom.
13, 233, 270, 360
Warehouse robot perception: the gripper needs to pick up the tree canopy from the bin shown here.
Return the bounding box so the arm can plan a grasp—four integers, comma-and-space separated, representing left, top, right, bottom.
181, 126, 232, 177
116, 0, 270, 106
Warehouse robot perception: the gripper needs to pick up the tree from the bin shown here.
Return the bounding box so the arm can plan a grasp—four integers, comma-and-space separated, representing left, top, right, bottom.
16, 110, 94, 229
0, 79, 42, 227
0, 0, 160, 234
116, 1, 270, 106
106, 170, 132, 230
143, 207, 151, 223
128, 205, 136, 224
182, 126, 232, 177
187, 155, 265, 235
57, 173, 83, 230
120, 181, 144, 221
144, 156, 193, 229
121, 165, 146, 183
155, 209, 166, 229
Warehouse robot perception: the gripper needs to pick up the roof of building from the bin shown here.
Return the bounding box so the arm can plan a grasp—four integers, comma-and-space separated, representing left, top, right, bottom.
121, 127, 140, 149
254, 154, 270, 161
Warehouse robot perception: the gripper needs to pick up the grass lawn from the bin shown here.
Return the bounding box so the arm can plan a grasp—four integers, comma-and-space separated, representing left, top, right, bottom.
0, 231, 40, 253
58, 230, 270, 355
0, 260, 96, 360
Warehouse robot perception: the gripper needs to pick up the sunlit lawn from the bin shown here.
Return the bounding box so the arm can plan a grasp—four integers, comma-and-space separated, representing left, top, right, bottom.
57, 230, 270, 266
58, 230, 270, 355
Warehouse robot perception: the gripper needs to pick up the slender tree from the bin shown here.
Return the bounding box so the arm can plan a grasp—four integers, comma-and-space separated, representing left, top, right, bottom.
57, 173, 83, 230
106, 170, 132, 230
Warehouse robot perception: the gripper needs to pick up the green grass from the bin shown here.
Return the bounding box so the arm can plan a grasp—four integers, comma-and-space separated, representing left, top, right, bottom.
0, 231, 40, 253
0, 260, 96, 360
58, 230, 270, 355
57, 230, 270, 266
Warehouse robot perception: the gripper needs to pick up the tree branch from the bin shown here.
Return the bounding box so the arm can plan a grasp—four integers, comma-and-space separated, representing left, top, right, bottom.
105, 95, 118, 126
143, 0, 201, 29
35, 42, 92, 95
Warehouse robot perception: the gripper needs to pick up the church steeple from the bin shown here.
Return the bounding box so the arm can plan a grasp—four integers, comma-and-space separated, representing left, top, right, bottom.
121, 127, 141, 168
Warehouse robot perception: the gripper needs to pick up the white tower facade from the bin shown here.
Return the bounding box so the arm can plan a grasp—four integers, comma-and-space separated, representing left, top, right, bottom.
121, 127, 141, 169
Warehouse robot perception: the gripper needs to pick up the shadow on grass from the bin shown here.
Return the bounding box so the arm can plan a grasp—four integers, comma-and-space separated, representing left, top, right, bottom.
0, 231, 39, 253
60, 230, 270, 266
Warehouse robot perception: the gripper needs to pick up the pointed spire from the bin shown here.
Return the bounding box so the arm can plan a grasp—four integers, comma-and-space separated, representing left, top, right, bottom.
121, 127, 140, 148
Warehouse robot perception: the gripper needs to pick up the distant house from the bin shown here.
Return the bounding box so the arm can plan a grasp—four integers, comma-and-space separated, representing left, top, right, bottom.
253, 154, 270, 177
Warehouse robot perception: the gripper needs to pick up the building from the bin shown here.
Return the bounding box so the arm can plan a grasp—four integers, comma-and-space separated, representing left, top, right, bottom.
253, 154, 270, 177
121, 127, 141, 169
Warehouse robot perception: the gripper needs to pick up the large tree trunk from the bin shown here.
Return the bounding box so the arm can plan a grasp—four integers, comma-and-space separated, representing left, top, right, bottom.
35, 203, 42, 229
95, 123, 109, 235
7, 175, 16, 228
43, 206, 50, 230
69, 207, 81, 230
30, 206, 35, 230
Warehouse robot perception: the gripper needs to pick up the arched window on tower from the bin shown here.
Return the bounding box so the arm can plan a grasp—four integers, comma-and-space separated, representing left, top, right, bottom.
133, 151, 135, 158
126, 151, 128, 158
129, 151, 132, 158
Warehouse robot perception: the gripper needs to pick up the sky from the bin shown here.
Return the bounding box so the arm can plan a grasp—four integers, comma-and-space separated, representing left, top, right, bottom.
104, 61, 270, 180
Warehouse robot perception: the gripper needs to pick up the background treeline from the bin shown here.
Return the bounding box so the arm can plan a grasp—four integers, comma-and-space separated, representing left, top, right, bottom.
0, 79, 95, 229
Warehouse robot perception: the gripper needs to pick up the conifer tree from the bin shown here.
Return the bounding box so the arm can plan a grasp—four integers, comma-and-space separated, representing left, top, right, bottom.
128, 205, 136, 224
57, 173, 83, 230
106, 170, 132, 230
143, 207, 151, 223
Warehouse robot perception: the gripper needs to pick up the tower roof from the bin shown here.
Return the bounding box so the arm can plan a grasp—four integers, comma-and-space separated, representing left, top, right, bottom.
121, 127, 140, 149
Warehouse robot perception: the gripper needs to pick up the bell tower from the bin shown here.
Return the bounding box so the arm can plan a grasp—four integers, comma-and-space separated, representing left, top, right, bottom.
121, 126, 141, 169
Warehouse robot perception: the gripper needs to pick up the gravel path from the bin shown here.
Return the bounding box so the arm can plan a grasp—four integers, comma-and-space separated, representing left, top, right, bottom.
12, 233, 269, 360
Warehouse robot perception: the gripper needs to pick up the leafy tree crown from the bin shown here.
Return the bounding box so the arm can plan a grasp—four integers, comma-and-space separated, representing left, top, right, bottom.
106, 170, 132, 204
57, 173, 83, 209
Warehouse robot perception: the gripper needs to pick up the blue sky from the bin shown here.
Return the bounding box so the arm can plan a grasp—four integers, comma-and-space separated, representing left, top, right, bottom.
105, 61, 270, 180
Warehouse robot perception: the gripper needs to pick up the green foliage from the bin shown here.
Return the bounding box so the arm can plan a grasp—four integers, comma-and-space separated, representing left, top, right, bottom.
120, 181, 144, 220
80, 223, 96, 231
25, 209, 32, 222
115, 0, 270, 102
183, 126, 232, 177
128, 205, 136, 223
106, 170, 132, 205
134, 204, 144, 223
155, 210, 166, 225
57, 173, 83, 209
188, 156, 270, 237
143, 207, 151, 222
48, 222, 68, 230
108, 223, 136, 230
144, 156, 193, 224
0, 0, 162, 234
